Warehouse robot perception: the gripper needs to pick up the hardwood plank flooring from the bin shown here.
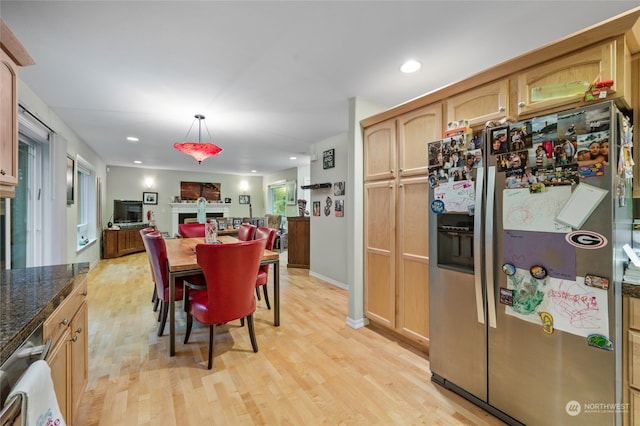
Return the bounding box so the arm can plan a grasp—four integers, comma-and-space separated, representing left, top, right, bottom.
75, 251, 505, 425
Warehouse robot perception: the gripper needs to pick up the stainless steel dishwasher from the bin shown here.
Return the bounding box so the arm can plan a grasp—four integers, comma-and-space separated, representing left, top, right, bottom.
0, 324, 51, 425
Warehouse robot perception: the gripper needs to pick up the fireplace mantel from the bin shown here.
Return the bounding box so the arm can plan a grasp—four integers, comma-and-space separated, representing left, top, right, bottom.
169, 203, 229, 236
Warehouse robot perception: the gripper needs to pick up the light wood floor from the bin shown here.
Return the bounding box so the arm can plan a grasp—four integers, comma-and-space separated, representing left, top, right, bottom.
75, 251, 505, 425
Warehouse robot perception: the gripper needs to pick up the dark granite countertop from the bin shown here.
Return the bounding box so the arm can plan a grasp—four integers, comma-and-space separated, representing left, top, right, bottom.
0, 263, 89, 366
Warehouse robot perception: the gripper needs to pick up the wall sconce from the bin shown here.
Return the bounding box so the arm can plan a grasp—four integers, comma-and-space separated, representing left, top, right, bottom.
239, 180, 249, 192
144, 177, 154, 189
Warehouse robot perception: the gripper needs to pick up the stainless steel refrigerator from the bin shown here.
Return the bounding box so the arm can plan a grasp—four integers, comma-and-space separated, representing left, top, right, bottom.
428, 101, 632, 425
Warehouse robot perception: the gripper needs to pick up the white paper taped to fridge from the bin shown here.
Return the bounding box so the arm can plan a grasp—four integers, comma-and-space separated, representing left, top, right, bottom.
555, 183, 608, 229
502, 187, 572, 233
433, 180, 475, 212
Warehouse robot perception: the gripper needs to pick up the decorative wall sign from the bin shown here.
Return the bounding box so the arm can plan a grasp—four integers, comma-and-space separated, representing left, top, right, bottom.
323, 149, 335, 169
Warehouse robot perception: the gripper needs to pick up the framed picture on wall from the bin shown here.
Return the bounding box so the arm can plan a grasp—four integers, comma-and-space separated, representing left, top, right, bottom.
143, 192, 158, 205
323, 148, 335, 169
286, 180, 296, 205
239, 194, 251, 204
66, 156, 75, 205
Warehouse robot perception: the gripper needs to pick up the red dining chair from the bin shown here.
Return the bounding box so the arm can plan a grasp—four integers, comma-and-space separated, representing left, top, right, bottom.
178, 223, 206, 238
253, 227, 276, 309
141, 231, 205, 336
183, 239, 266, 369
139, 227, 160, 312
237, 223, 257, 241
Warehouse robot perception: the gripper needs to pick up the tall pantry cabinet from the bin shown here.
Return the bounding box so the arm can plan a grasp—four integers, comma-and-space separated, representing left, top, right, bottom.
364, 104, 441, 350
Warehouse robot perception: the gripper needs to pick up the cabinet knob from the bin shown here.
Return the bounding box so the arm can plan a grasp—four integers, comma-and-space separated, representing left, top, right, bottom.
81, 291, 88, 296
399, 184, 403, 188
0, 170, 5, 175
518, 101, 525, 108
75, 327, 83, 334
71, 335, 78, 342
60, 318, 69, 326
399, 168, 403, 172
499, 106, 505, 112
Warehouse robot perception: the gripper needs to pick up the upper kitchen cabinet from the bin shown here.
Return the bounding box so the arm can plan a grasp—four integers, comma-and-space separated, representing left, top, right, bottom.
364, 119, 396, 181
0, 19, 35, 198
516, 39, 630, 117
397, 103, 443, 177
446, 79, 509, 127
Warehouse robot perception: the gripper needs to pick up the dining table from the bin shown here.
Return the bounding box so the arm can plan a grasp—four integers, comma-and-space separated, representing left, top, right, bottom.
164, 235, 280, 356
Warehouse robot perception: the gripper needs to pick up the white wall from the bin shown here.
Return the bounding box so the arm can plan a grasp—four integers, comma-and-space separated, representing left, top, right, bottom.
106, 166, 265, 234
346, 97, 385, 328
18, 82, 108, 268
308, 133, 348, 288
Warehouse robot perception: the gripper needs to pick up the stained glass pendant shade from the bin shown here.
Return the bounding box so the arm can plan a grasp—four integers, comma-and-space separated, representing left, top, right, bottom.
173, 114, 222, 164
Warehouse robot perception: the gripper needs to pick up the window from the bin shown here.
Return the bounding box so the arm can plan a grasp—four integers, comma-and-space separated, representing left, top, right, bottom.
269, 183, 287, 215
76, 155, 96, 251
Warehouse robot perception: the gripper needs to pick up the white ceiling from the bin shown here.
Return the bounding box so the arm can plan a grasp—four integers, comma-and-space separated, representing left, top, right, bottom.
2, 1, 639, 175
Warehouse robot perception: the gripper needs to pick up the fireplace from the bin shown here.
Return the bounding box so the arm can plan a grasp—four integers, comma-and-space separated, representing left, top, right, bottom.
169, 203, 229, 237
178, 212, 223, 224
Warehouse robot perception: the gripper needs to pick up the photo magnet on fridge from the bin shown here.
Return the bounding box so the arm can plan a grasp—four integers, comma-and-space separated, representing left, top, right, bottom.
584, 274, 610, 290
499, 287, 514, 306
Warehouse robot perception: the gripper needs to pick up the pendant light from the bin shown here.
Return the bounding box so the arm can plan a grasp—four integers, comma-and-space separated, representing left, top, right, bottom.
173, 114, 222, 164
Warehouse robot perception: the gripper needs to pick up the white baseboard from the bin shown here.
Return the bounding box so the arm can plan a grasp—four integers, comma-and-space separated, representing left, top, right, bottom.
309, 271, 348, 290
346, 316, 369, 329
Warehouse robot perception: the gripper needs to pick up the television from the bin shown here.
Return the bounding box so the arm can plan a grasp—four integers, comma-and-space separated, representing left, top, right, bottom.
113, 200, 143, 224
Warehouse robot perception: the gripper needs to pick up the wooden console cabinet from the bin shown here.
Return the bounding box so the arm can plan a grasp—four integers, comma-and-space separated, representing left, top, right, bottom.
286, 216, 310, 268
103, 226, 146, 258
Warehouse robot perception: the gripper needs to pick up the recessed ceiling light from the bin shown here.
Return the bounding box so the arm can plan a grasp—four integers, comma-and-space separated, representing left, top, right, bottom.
126, 136, 139, 142
133, 160, 142, 164
251, 170, 257, 173
290, 156, 297, 160
400, 60, 422, 73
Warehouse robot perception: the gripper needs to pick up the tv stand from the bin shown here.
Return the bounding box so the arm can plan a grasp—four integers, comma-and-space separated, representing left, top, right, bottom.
103, 225, 147, 258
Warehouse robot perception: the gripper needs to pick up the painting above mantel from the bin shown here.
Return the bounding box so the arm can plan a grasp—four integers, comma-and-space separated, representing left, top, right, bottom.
180, 181, 221, 201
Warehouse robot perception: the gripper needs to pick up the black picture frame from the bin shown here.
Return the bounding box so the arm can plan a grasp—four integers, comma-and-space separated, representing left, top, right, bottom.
143, 191, 158, 205
239, 194, 251, 204
66, 156, 75, 205
323, 148, 335, 169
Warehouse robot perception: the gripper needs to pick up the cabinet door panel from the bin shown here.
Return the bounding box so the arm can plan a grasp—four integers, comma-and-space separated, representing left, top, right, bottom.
364, 120, 396, 181
47, 329, 71, 423
447, 79, 509, 127
0, 49, 18, 193
398, 103, 443, 177
517, 41, 617, 116
70, 302, 88, 423
364, 181, 395, 327
398, 177, 429, 344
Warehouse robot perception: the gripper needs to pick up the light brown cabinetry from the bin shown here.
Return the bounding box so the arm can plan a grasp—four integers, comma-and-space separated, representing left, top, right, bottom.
446, 79, 509, 127
516, 40, 628, 117
0, 19, 34, 198
103, 226, 146, 258
286, 216, 310, 268
363, 104, 440, 350
45, 274, 88, 426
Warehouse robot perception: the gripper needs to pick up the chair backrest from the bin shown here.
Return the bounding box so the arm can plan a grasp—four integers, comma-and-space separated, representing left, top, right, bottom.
265, 214, 282, 230
254, 227, 276, 251
141, 231, 169, 300
237, 223, 257, 241
195, 239, 266, 323
178, 223, 205, 238
140, 227, 158, 281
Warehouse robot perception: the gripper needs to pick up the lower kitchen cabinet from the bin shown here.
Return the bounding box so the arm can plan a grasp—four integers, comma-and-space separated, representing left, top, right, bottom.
45, 274, 88, 426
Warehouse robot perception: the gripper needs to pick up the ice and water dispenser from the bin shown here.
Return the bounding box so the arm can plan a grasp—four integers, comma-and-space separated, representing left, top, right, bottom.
436, 212, 474, 273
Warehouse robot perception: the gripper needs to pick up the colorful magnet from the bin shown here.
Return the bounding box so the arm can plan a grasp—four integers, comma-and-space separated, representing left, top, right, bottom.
540, 312, 554, 334
586, 334, 614, 351
530, 265, 547, 280
584, 274, 610, 290
502, 263, 516, 276
565, 231, 608, 250
499, 287, 513, 306
430, 199, 445, 215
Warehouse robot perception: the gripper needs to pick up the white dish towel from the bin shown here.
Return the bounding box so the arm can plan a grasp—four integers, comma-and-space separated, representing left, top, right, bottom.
7, 360, 66, 426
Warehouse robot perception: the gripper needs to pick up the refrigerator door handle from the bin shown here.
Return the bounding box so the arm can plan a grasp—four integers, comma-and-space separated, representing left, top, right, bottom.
473, 167, 485, 324
485, 166, 497, 328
